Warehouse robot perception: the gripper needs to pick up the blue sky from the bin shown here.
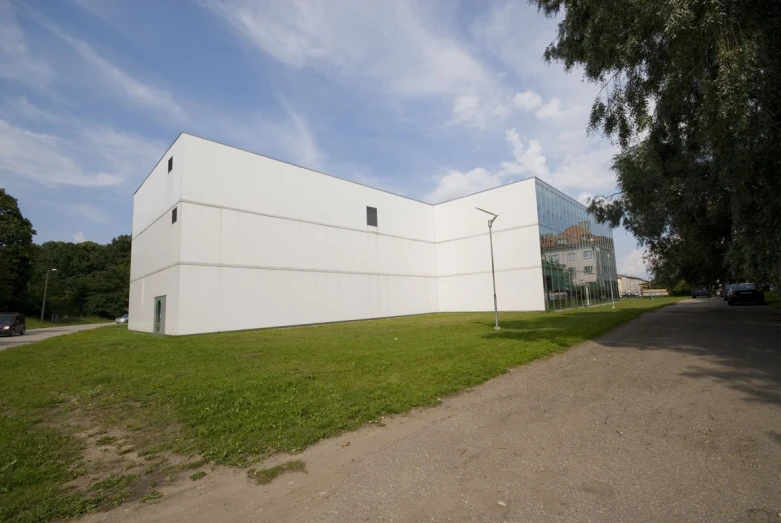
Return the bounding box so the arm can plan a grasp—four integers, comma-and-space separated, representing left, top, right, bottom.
0, 0, 648, 277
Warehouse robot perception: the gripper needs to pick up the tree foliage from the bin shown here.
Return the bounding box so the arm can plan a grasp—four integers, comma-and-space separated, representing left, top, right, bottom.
28, 236, 131, 319
534, 0, 781, 285
0, 188, 36, 310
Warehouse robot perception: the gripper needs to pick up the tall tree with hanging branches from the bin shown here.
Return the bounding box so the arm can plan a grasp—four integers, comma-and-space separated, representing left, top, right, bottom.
532, 0, 781, 285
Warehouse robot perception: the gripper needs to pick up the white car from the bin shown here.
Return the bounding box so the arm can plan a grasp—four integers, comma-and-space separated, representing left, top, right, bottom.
115, 314, 129, 324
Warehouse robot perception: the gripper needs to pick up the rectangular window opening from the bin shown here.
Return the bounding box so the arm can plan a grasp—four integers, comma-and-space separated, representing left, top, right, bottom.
172, 207, 178, 224
366, 206, 378, 227
168, 157, 173, 173
583, 250, 593, 259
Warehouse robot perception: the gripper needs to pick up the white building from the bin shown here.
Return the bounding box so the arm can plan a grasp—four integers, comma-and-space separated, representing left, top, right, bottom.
617, 274, 647, 295
129, 133, 617, 335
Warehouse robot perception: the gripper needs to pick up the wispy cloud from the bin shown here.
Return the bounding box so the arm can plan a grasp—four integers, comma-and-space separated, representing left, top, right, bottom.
35, 16, 186, 123
0, 97, 166, 188
0, 0, 56, 90
72, 232, 87, 243
202, 0, 510, 129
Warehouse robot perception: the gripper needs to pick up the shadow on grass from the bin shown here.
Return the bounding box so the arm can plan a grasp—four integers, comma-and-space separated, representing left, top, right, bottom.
594, 299, 781, 417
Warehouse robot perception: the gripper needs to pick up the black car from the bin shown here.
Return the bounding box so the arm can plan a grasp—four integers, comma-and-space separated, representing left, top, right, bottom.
727, 283, 765, 306
691, 288, 711, 298
0, 313, 26, 336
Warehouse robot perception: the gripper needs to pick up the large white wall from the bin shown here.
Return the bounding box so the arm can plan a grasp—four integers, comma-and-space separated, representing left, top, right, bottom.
129, 135, 550, 335
149, 134, 438, 335
129, 139, 184, 334
434, 180, 545, 312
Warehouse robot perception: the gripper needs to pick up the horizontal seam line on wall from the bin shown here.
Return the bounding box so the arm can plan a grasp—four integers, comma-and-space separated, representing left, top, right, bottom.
437, 266, 542, 278
132, 201, 181, 239
130, 262, 439, 283
133, 199, 540, 244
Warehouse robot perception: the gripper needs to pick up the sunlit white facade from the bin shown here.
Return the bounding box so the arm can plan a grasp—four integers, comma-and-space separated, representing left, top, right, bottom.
129, 133, 616, 335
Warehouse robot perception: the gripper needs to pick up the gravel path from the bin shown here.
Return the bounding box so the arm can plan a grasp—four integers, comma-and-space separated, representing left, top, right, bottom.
91, 298, 781, 523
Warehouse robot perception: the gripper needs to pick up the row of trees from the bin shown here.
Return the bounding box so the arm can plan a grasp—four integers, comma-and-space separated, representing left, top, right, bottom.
0, 188, 130, 319
534, 0, 781, 287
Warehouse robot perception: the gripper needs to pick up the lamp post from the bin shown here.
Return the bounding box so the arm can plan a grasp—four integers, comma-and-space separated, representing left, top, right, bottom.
476, 207, 500, 331
40, 268, 57, 322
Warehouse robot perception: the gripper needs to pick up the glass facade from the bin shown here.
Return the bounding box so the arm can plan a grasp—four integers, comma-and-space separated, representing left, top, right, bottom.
535, 180, 618, 311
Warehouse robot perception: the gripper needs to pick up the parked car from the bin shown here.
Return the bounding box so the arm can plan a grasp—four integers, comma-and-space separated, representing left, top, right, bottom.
115, 314, 129, 324
0, 313, 26, 336
691, 288, 711, 298
621, 292, 641, 298
727, 283, 765, 306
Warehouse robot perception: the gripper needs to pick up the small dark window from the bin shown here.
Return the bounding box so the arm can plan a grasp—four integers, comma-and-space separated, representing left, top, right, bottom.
366, 206, 378, 227
168, 157, 173, 172
172, 207, 177, 224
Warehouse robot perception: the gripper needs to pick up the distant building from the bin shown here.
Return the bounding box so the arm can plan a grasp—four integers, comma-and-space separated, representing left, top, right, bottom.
617, 274, 648, 295
129, 133, 617, 335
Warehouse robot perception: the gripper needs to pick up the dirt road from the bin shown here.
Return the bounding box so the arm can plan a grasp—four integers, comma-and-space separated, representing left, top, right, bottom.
92, 299, 781, 522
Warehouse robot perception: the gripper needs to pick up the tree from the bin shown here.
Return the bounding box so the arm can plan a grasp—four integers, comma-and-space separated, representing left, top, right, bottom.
0, 188, 36, 310
533, 0, 781, 286
27, 235, 131, 319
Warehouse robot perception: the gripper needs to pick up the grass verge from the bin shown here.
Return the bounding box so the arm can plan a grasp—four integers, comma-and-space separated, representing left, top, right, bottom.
0, 297, 682, 521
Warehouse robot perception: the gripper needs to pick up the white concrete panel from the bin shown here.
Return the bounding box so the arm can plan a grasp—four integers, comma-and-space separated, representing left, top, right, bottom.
435, 227, 541, 277
180, 134, 435, 243
433, 179, 538, 242
185, 206, 436, 276
129, 209, 182, 281
437, 267, 545, 312
128, 265, 180, 334
132, 138, 183, 236
177, 265, 439, 335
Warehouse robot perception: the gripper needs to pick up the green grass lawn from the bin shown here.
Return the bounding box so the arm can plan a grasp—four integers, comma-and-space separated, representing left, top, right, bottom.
0, 297, 681, 522
25, 316, 113, 330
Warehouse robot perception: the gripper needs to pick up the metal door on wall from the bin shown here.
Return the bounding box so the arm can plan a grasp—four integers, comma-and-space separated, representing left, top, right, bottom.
153, 296, 166, 334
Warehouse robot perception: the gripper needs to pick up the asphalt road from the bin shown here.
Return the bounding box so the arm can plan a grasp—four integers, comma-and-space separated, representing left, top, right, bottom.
0, 323, 113, 351
92, 298, 781, 523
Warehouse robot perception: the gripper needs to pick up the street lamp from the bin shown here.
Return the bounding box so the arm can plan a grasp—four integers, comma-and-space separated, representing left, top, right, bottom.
41, 268, 57, 322
476, 207, 500, 331
591, 239, 616, 309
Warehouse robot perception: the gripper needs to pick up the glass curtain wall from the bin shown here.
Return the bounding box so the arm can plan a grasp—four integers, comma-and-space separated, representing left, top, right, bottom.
535, 180, 618, 311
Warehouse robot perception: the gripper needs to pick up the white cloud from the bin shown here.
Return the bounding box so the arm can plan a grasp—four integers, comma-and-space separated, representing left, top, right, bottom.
203, 0, 510, 129
618, 248, 649, 279
72, 232, 87, 243
426, 167, 503, 203
37, 18, 185, 122
535, 97, 563, 119
0, 0, 55, 90
427, 127, 616, 203
512, 90, 543, 111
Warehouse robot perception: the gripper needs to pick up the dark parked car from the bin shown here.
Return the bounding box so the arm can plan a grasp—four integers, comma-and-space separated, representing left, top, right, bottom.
691, 288, 711, 298
0, 313, 26, 336
727, 283, 765, 306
